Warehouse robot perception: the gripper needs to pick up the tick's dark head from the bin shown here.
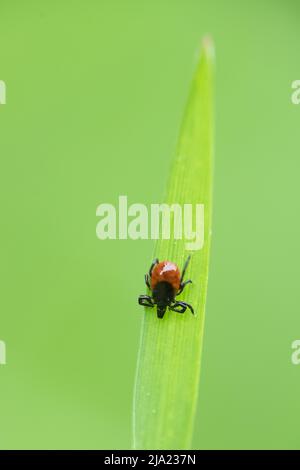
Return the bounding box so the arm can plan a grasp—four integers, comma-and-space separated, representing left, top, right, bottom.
157, 306, 167, 319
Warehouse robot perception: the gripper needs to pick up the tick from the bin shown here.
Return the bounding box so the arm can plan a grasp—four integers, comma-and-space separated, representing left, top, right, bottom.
138, 256, 194, 319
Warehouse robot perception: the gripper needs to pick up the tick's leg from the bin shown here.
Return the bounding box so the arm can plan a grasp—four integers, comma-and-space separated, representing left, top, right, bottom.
138, 295, 154, 308
180, 255, 191, 283
145, 273, 151, 289
149, 258, 159, 277
177, 279, 192, 296
170, 302, 186, 314
170, 301, 194, 315
144, 258, 158, 288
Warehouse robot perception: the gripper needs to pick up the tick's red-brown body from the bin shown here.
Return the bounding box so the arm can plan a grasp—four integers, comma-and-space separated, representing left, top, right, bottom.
138, 256, 194, 319
150, 261, 181, 292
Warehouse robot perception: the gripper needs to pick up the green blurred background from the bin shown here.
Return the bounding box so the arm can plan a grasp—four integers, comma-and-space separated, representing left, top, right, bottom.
0, 0, 299, 449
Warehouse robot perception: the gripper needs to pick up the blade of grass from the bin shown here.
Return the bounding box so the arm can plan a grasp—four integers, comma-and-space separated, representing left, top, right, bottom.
133, 37, 214, 450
